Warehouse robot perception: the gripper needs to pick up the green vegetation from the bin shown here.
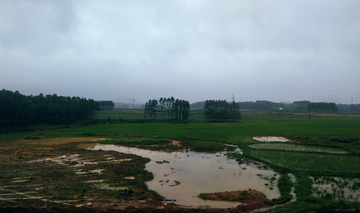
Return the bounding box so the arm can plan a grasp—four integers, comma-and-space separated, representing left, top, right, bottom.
144, 97, 190, 121
250, 150, 360, 173
204, 100, 240, 121
98, 100, 115, 111
307, 102, 337, 113
271, 173, 293, 204
0, 89, 100, 126
249, 143, 350, 154
100, 137, 171, 146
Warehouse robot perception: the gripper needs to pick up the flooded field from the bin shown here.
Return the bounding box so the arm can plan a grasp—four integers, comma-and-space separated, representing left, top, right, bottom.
88, 144, 281, 208
310, 176, 360, 201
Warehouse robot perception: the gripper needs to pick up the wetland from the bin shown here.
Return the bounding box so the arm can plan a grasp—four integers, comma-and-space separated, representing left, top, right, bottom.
88, 143, 280, 208
1, 109, 360, 212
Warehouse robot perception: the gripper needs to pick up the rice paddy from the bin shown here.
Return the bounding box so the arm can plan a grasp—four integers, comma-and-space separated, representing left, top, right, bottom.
249, 143, 350, 154
250, 150, 360, 173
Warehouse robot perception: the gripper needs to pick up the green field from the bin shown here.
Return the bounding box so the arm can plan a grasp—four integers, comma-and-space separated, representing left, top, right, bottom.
250, 149, 360, 173
4, 109, 359, 149
1, 109, 360, 211
249, 143, 351, 154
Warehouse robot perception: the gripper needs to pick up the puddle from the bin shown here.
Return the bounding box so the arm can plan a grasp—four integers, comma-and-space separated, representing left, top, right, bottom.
287, 173, 297, 202
89, 144, 280, 208
170, 140, 181, 146
251, 136, 290, 142
310, 176, 360, 201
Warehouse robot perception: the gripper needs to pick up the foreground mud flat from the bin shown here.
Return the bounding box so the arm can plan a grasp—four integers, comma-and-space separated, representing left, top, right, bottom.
0, 138, 277, 212
0, 138, 172, 212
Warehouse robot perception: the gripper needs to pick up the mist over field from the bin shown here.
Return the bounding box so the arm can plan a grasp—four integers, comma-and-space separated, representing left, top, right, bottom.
1, 1, 360, 104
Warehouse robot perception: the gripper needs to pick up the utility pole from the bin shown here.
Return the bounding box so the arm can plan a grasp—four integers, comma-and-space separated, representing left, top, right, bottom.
351, 97, 353, 105
133, 98, 134, 109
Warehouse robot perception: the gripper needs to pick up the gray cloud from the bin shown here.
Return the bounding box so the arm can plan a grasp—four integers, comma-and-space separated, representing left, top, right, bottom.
1, 0, 360, 104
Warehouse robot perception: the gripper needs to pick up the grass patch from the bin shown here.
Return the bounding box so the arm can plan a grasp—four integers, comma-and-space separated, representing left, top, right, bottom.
271, 173, 293, 204
100, 137, 171, 146
274, 198, 358, 213
23, 136, 42, 140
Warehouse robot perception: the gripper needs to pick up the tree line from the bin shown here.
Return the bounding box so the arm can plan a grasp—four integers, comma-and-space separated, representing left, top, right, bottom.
191, 100, 360, 112
144, 97, 190, 121
98, 100, 115, 111
204, 100, 240, 121
0, 89, 101, 125
307, 102, 337, 113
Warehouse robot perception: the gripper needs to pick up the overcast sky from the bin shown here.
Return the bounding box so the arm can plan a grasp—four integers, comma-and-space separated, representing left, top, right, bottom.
1, 0, 360, 104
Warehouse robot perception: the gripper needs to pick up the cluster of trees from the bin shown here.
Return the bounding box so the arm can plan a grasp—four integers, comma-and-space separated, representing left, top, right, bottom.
307, 102, 337, 112
97, 100, 115, 111
204, 100, 240, 120
350, 104, 360, 111
293, 101, 311, 110
0, 89, 100, 125
144, 97, 190, 121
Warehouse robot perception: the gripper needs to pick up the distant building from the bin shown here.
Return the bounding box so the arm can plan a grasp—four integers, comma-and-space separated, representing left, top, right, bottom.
271, 107, 283, 110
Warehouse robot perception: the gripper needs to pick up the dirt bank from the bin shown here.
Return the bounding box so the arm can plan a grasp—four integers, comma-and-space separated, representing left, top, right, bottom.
199, 189, 272, 212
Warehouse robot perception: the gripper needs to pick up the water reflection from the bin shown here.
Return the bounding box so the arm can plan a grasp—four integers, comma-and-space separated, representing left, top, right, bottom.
90, 144, 280, 208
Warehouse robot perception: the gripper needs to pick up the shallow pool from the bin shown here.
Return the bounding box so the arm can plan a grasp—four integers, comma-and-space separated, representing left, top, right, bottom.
90, 144, 280, 208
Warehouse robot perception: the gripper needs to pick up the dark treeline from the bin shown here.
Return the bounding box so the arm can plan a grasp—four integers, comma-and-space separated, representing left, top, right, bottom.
144, 97, 190, 121
0, 89, 100, 125
191, 100, 284, 110
98, 100, 115, 111
292, 101, 311, 110
191, 100, 360, 112
307, 102, 337, 113
204, 100, 240, 121
239, 100, 284, 110
350, 104, 360, 111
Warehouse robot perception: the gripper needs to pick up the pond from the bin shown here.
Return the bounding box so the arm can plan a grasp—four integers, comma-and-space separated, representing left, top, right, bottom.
87, 144, 281, 208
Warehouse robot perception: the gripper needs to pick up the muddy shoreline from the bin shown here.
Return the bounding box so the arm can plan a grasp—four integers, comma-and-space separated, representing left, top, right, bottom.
0, 138, 274, 212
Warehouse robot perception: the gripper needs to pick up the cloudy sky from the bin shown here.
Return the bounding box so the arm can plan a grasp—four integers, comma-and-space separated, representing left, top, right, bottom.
1, 0, 360, 104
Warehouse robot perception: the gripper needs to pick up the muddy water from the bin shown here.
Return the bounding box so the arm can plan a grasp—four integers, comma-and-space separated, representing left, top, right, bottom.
90, 144, 280, 208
